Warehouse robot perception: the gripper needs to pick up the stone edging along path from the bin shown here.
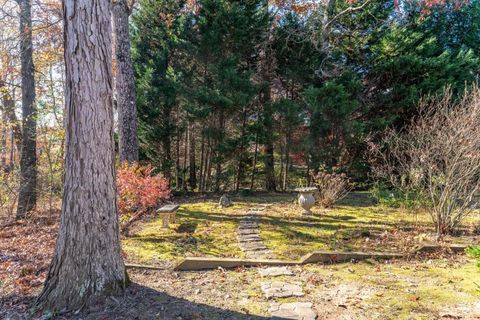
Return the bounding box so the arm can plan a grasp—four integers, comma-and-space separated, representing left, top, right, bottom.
173, 243, 469, 271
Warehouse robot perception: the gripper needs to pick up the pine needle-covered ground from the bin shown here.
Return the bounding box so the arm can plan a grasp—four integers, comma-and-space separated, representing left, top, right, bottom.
1, 193, 479, 319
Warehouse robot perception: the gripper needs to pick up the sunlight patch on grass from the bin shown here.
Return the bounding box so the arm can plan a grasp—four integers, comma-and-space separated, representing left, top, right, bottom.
122, 201, 244, 264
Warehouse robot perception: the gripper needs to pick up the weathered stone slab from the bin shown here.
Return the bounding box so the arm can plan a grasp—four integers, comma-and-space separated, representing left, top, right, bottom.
240, 242, 267, 251
238, 223, 259, 229
238, 228, 259, 235
259, 266, 294, 277
300, 251, 403, 264
175, 249, 405, 270
174, 257, 297, 271
237, 235, 262, 242
261, 282, 304, 299
246, 250, 272, 259
270, 302, 316, 320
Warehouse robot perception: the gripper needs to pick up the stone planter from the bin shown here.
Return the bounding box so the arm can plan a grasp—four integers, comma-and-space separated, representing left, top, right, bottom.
294, 187, 317, 215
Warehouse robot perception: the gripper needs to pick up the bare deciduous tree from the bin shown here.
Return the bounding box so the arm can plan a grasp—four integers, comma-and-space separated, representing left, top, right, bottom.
369, 88, 480, 239
17, 0, 37, 219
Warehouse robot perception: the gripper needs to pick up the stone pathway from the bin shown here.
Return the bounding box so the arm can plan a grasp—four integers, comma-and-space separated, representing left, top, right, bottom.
237, 206, 317, 319
257, 266, 317, 319
236, 206, 272, 259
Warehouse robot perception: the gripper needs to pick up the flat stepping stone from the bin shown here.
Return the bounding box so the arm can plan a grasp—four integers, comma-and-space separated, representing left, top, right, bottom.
240, 242, 267, 251
259, 266, 294, 277
261, 281, 304, 299
237, 235, 262, 242
246, 250, 272, 258
238, 228, 259, 235
270, 302, 316, 320
238, 223, 259, 229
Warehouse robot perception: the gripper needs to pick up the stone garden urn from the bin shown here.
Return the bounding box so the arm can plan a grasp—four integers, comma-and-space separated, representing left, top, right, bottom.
294, 187, 317, 215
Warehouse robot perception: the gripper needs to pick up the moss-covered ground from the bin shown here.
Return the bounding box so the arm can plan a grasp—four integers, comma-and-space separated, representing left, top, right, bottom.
119, 192, 480, 319
122, 192, 479, 262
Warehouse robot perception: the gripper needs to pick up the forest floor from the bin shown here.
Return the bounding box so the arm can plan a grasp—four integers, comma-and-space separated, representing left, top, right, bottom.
1, 193, 479, 319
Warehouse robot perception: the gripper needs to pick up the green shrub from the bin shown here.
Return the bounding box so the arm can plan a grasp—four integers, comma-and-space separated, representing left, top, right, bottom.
466, 246, 480, 269
370, 182, 426, 210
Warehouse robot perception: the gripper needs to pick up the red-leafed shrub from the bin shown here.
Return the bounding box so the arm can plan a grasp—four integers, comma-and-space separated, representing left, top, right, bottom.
117, 162, 170, 234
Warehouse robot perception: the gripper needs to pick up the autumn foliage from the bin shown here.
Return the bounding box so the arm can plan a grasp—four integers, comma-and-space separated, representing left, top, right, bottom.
117, 162, 170, 233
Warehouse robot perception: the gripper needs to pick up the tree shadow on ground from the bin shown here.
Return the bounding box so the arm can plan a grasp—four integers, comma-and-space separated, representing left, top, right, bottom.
1, 283, 272, 320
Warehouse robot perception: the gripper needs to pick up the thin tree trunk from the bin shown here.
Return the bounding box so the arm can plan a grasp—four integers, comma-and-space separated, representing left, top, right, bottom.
188, 122, 197, 191
283, 134, 290, 191
3, 92, 22, 152
250, 132, 259, 190
17, 0, 37, 218
214, 110, 224, 192
175, 130, 180, 190
263, 111, 276, 191
1, 104, 6, 169
36, 0, 126, 311
10, 129, 15, 168
279, 137, 284, 191
199, 129, 205, 192
113, 0, 139, 164
205, 139, 212, 191
182, 127, 188, 190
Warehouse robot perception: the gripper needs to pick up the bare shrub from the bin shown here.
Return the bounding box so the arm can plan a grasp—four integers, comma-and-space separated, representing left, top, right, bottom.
369, 88, 480, 239
312, 168, 351, 208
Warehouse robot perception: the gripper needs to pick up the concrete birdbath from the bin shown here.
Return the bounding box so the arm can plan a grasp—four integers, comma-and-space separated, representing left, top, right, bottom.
294, 187, 317, 215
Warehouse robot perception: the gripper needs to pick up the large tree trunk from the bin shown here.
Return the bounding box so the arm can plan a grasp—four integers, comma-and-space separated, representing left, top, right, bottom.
16, 0, 37, 219
36, 0, 127, 311
113, 0, 139, 164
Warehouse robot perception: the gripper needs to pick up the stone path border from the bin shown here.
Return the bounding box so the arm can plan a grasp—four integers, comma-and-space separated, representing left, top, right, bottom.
175, 251, 401, 271
174, 243, 469, 270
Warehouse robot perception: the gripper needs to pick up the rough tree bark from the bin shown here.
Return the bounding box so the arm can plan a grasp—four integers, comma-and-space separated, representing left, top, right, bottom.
36, 0, 127, 311
16, 0, 37, 219
113, 0, 139, 164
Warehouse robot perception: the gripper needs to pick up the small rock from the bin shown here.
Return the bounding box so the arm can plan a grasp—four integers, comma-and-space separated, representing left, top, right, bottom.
261, 281, 304, 299
259, 266, 294, 277
270, 302, 316, 320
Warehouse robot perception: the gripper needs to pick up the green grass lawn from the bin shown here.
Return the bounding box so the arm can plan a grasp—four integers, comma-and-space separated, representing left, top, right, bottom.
122, 192, 480, 263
